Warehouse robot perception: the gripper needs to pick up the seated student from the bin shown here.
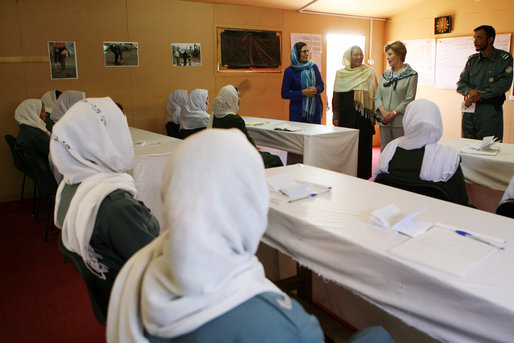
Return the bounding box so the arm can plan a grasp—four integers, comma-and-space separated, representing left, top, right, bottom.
106, 129, 394, 343
50, 97, 160, 318
41, 89, 62, 131
165, 90, 187, 139
106, 129, 323, 342
209, 85, 283, 168
178, 88, 210, 138
48, 90, 85, 128
373, 99, 469, 205
15, 99, 51, 159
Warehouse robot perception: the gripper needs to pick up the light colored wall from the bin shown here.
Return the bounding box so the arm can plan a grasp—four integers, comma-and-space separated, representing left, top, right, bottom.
385, 0, 514, 142
0, 0, 384, 201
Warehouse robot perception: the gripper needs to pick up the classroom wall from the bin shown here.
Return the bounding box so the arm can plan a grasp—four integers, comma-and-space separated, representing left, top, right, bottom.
0, 0, 385, 202
385, 0, 514, 142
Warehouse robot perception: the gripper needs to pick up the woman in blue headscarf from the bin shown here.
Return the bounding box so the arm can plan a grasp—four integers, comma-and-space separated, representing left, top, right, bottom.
281, 42, 325, 124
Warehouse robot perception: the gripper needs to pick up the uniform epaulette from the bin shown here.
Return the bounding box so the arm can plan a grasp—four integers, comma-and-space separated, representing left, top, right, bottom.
468, 53, 480, 60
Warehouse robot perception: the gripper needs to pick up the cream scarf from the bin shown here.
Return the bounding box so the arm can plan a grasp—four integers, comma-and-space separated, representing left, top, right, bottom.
334, 47, 377, 119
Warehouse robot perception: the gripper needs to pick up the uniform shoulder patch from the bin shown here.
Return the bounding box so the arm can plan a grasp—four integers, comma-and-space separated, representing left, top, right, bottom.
507, 66, 513, 73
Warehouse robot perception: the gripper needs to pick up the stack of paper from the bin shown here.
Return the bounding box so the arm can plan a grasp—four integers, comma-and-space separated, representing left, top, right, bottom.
370, 204, 432, 237
461, 136, 500, 155
267, 173, 331, 204
274, 123, 303, 132
388, 225, 501, 277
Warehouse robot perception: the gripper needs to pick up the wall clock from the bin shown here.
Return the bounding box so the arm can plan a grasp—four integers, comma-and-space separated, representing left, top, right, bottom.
435, 16, 451, 34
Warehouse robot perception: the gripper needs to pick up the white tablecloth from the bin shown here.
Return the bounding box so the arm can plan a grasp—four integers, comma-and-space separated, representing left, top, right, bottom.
243, 116, 359, 176
263, 164, 514, 343
440, 138, 514, 191
129, 127, 182, 226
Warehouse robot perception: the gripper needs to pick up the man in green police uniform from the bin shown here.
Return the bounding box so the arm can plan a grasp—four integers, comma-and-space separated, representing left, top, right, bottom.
457, 25, 513, 141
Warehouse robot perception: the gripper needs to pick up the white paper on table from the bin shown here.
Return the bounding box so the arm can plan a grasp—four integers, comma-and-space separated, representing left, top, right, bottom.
461, 101, 476, 113
267, 173, 331, 204
388, 225, 499, 277
370, 204, 432, 237
461, 136, 500, 155
274, 123, 303, 132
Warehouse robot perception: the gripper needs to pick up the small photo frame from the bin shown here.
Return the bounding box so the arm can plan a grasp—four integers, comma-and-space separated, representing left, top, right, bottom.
103, 42, 139, 67
48, 41, 78, 79
171, 43, 201, 67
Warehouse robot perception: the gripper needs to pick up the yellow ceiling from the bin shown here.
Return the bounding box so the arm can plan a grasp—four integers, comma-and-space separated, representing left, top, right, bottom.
187, 0, 426, 18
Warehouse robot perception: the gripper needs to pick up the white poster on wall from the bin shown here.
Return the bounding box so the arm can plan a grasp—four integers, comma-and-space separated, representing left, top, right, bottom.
435, 33, 511, 89
290, 33, 323, 74
402, 39, 436, 86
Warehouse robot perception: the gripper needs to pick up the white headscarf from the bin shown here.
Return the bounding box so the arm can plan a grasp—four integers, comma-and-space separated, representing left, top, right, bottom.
51, 97, 136, 279
178, 89, 210, 130
207, 85, 239, 128
41, 90, 58, 114
166, 90, 187, 124
107, 129, 283, 342
14, 99, 50, 135
373, 99, 460, 182
50, 90, 85, 122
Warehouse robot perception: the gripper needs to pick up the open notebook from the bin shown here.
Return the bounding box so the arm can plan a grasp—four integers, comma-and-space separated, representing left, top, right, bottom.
267, 173, 331, 204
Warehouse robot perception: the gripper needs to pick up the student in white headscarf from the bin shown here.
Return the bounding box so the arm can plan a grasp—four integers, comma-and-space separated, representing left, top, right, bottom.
178, 88, 210, 138
165, 89, 187, 139
106, 129, 324, 342
51, 97, 159, 319
41, 90, 62, 132
49, 90, 85, 123
209, 85, 282, 168
373, 99, 469, 205
15, 99, 51, 158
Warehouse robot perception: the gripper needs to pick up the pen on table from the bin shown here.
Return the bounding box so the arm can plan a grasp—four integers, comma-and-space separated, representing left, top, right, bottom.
435, 222, 506, 250
287, 188, 331, 203
455, 230, 505, 250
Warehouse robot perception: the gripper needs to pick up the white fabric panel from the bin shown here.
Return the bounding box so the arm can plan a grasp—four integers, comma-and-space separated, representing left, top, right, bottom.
243, 116, 358, 176
129, 127, 182, 226
263, 164, 514, 343
440, 138, 514, 191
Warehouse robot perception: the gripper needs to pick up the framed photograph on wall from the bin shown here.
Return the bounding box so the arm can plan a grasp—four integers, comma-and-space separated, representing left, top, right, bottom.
103, 42, 139, 67
48, 41, 78, 79
171, 43, 201, 67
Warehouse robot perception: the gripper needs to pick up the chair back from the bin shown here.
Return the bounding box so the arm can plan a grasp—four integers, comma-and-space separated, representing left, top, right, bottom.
22, 150, 57, 197
496, 199, 514, 219
5, 134, 27, 174
57, 234, 107, 325
374, 173, 450, 201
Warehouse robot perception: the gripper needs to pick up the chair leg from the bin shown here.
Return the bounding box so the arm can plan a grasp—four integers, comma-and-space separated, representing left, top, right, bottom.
31, 182, 38, 217
34, 195, 41, 221
19, 173, 26, 207
44, 196, 56, 242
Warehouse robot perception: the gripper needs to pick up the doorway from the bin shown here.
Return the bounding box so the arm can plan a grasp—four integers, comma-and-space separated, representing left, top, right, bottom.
325, 33, 366, 125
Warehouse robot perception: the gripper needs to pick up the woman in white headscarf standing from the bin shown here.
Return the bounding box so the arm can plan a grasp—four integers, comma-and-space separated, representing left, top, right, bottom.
209, 85, 282, 168
178, 88, 210, 138
333, 45, 377, 179
15, 99, 51, 159
106, 129, 324, 343
48, 90, 85, 130
373, 99, 469, 205
51, 97, 160, 319
165, 89, 187, 139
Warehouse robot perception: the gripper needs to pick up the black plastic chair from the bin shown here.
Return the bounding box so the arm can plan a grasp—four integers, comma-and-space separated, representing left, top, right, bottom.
496, 199, 514, 219
5, 134, 36, 206
374, 173, 450, 202
57, 234, 107, 326
23, 150, 57, 241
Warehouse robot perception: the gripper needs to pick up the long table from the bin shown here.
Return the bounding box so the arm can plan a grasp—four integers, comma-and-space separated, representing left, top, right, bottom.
243, 116, 359, 176
440, 138, 514, 191
262, 164, 514, 343
129, 127, 181, 226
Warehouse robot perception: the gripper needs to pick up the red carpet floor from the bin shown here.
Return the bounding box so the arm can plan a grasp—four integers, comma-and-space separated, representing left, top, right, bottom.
0, 198, 105, 342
